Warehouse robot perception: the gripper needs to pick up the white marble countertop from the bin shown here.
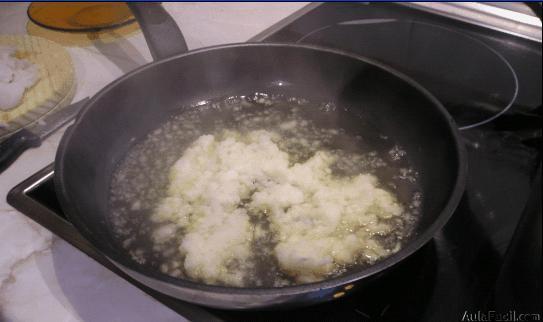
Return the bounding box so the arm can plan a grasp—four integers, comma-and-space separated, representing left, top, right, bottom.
0, 3, 307, 321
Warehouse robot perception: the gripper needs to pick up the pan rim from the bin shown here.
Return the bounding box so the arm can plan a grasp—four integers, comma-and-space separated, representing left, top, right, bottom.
55, 42, 468, 298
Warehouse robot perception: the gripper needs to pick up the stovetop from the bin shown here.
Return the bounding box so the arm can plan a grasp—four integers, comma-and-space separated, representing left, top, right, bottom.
7, 3, 542, 322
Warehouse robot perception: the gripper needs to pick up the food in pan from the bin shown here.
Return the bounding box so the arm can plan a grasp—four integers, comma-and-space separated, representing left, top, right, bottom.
110, 94, 422, 287
153, 130, 404, 285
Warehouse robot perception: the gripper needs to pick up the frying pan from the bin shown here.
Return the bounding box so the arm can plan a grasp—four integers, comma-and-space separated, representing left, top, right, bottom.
54, 3, 467, 309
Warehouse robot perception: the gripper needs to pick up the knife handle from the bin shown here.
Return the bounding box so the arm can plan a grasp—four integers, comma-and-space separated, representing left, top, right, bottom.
0, 129, 42, 173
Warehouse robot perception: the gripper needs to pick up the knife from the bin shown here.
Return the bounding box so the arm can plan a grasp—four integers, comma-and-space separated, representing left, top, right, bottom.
0, 97, 89, 173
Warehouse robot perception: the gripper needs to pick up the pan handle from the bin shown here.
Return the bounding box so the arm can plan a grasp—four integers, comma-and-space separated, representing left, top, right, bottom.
128, 2, 188, 61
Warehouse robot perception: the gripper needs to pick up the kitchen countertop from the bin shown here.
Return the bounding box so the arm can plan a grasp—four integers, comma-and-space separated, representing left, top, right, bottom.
0, 3, 307, 321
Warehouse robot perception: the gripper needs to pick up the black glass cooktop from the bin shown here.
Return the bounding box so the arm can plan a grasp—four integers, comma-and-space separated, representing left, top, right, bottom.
8, 3, 542, 322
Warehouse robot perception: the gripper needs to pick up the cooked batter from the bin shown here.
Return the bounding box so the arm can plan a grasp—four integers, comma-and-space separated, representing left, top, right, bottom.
110, 94, 421, 287
151, 130, 404, 285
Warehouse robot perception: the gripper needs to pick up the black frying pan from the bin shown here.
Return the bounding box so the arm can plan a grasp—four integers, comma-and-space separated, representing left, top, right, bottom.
54, 3, 467, 309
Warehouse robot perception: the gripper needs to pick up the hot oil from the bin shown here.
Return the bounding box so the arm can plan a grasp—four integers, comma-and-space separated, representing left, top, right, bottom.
109, 93, 423, 287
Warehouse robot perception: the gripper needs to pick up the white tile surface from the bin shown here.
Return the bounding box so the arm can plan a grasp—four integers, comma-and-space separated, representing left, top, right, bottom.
0, 2, 307, 321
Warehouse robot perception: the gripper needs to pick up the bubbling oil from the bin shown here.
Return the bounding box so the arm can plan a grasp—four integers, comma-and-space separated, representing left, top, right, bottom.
109, 93, 422, 287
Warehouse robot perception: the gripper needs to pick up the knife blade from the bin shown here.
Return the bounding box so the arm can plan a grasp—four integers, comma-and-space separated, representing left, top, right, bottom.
0, 97, 89, 173
27, 97, 89, 140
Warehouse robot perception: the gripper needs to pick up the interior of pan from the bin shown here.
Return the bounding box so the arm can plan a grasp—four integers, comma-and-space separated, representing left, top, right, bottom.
55, 43, 465, 292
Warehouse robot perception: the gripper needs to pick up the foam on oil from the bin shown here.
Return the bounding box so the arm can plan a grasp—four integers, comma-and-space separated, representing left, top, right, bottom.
109, 93, 422, 287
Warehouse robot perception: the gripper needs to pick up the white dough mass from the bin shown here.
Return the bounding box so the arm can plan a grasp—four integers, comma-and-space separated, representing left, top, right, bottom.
151, 130, 405, 285
0, 46, 40, 111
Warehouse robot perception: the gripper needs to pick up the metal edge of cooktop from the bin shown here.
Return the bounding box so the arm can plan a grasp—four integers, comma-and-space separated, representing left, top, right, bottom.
401, 2, 541, 43
249, 2, 542, 43
249, 2, 323, 42
5, 165, 224, 322
404, 2, 541, 42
